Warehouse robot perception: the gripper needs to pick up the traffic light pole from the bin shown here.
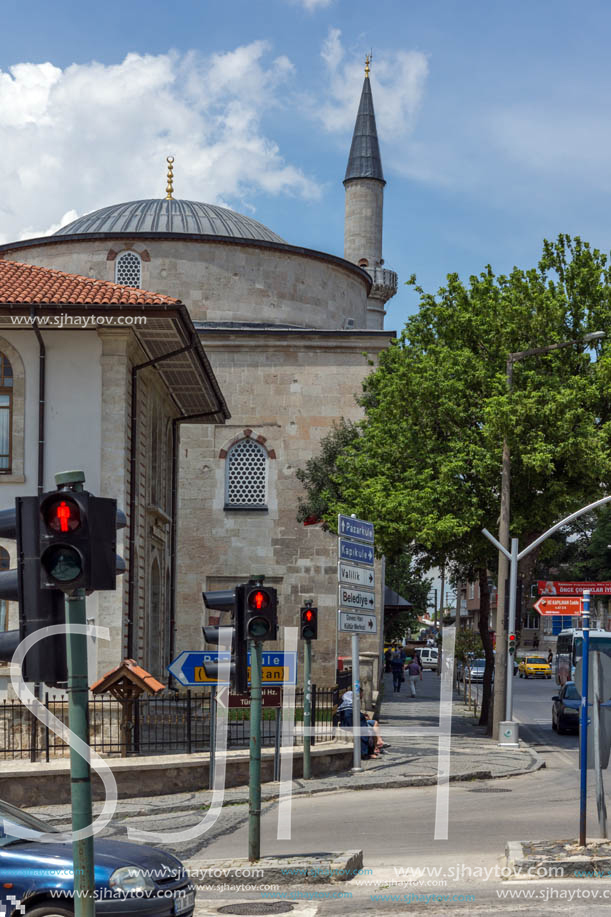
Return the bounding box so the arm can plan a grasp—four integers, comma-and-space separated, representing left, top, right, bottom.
66, 586, 95, 915
53, 469, 95, 916
303, 638, 312, 779
248, 639, 263, 862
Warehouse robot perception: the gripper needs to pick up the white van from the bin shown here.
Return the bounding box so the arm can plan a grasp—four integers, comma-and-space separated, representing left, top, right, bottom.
418, 647, 438, 670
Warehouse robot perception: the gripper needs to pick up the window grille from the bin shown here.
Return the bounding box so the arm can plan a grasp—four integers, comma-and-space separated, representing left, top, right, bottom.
225, 439, 267, 508
115, 251, 142, 287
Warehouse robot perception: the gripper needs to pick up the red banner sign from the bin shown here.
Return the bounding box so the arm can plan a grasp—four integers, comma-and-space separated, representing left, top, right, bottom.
537, 581, 611, 596
227, 688, 282, 709
534, 596, 583, 616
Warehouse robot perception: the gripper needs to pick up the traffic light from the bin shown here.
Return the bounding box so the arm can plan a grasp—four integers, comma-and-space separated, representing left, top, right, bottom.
39, 490, 120, 593
241, 581, 277, 642
300, 603, 318, 640
202, 588, 248, 693
0, 497, 67, 685
508, 633, 516, 654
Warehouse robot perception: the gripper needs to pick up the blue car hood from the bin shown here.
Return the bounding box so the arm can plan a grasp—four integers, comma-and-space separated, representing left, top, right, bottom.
1, 837, 183, 882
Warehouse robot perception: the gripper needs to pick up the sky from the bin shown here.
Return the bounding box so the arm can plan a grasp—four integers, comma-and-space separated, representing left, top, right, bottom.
2, 0, 611, 331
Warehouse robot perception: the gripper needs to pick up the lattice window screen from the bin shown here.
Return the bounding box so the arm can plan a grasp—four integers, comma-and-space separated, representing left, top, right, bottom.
115, 251, 142, 287
225, 439, 267, 507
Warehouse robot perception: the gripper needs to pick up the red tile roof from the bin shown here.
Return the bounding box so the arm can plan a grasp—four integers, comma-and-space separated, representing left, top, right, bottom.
90, 659, 166, 695
0, 259, 180, 305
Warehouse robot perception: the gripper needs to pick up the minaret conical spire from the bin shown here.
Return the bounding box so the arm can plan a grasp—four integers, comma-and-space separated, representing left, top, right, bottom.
344, 58, 385, 185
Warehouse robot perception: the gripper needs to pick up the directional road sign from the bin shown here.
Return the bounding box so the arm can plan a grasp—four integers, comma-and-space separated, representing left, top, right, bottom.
223, 688, 282, 709
168, 651, 232, 686
534, 596, 583, 616
168, 651, 297, 686
339, 585, 376, 611
338, 611, 378, 634
338, 561, 375, 590
338, 514, 374, 544
339, 538, 374, 566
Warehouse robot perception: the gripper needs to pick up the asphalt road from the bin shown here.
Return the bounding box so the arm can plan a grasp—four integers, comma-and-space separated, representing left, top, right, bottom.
188, 675, 605, 916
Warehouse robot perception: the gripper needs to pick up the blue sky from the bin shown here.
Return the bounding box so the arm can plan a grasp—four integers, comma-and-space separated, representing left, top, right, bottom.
2, 0, 611, 331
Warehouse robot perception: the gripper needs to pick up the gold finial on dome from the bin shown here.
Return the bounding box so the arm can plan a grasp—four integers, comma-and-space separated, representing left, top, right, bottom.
165, 156, 175, 200
365, 53, 371, 78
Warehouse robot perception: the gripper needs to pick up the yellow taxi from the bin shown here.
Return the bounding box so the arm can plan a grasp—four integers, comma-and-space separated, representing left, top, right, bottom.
518, 656, 552, 679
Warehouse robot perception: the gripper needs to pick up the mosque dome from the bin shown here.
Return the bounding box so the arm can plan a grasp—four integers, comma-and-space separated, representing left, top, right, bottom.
53, 198, 286, 244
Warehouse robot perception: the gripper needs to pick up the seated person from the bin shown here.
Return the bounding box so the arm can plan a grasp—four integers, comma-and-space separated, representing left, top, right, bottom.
336, 691, 386, 758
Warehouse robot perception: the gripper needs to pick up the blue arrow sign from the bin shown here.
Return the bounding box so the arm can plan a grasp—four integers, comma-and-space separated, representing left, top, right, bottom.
167, 650, 297, 687
338, 514, 374, 544
339, 537, 374, 566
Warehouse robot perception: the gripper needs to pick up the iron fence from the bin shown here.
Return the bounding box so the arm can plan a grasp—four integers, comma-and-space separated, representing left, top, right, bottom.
0, 685, 340, 761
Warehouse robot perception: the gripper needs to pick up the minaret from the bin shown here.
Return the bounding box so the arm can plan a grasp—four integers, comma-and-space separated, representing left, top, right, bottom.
344, 56, 397, 329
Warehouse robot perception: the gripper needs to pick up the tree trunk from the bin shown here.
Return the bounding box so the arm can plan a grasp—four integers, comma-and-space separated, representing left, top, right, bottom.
477, 567, 494, 727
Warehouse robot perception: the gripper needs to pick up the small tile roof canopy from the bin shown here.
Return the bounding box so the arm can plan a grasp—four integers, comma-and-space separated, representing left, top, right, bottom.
384, 587, 412, 609
0, 259, 180, 305
90, 659, 166, 698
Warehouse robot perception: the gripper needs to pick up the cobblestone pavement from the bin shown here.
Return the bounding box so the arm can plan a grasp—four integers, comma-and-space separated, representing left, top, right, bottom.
24, 671, 542, 864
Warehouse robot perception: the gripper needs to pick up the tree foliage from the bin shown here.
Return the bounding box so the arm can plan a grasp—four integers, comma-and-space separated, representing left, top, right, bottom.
296, 235, 611, 726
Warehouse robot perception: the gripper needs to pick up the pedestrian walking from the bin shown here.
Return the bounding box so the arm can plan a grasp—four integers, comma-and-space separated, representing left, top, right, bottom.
407, 655, 423, 697
390, 650, 405, 693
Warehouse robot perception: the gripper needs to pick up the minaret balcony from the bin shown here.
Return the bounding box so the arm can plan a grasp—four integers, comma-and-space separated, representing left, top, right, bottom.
367, 266, 398, 302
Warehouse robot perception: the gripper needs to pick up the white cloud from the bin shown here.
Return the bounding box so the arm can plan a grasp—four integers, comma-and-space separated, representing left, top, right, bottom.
318, 28, 429, 139
289, 0, 335, 9
0, 45, 320, 245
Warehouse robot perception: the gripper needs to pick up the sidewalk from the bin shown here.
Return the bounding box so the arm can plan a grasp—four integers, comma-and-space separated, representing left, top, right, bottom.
26, 670, 542, 825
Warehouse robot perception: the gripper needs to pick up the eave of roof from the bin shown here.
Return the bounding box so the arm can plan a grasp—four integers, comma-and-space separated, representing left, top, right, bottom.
0, 304, 229, 424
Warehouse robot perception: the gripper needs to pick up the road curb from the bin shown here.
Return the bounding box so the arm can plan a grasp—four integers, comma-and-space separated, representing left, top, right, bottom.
186, 850, 364, 886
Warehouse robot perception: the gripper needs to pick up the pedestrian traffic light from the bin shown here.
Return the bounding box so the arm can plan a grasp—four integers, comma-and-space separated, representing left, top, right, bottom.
300, 603, 318, 640
241, 580, 277, 642
0, 497, 67, 685
202, 588, 248, 692
508, 633, 516, 654
39, 490, 122, 593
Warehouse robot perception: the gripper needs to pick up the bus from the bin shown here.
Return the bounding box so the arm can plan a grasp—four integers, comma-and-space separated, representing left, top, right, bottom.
555, 628, 611, 685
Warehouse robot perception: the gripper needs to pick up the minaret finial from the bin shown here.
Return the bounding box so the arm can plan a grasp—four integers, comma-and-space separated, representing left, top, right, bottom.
165, 156, 175, 200
365, 53, 371, 78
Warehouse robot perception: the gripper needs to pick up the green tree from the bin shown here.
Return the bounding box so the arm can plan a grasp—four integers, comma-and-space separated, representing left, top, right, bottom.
297, 235, 611, 726
384, 553, 431, 641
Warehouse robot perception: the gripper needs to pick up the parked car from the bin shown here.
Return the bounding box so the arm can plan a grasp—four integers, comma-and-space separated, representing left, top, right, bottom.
518, 656, 552, 679
552, 681, 580, 734
0, 797, 195, 916
461, 658, 493, 683
419, 647, 438, 670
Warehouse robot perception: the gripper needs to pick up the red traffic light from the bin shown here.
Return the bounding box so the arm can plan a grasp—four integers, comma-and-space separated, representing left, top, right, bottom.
509, 634, 516, 642
304, 609, 313, 622
43, 497, 81, 533
249, 589, 269, 611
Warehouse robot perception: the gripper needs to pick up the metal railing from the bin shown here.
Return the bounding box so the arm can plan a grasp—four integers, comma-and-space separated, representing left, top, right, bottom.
0, 686, 340, 761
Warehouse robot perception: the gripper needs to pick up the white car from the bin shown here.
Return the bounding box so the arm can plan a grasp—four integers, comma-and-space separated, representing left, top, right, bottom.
419, 647, 438, 669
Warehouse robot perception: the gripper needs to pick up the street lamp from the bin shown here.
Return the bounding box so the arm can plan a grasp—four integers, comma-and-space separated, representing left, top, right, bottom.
492, 331, 605, 742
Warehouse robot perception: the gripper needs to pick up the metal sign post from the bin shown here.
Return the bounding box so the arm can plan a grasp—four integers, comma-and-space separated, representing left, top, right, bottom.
593, 650, 608, 839
351, 633, 362, 772
580, 591, 591, 846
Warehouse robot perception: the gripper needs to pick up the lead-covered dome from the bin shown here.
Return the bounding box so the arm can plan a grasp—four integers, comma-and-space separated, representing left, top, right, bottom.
54, 199, 285, 243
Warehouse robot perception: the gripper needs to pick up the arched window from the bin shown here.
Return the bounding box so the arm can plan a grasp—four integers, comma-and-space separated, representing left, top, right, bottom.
115, 251, 142, 287
225, 438, 268, 509
0, 547, 8, 631
0, 353, 13, 473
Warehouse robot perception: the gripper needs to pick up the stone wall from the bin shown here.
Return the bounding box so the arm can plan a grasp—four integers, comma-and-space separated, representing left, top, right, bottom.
175, 328, 393, 687
0, 237, 371, 330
